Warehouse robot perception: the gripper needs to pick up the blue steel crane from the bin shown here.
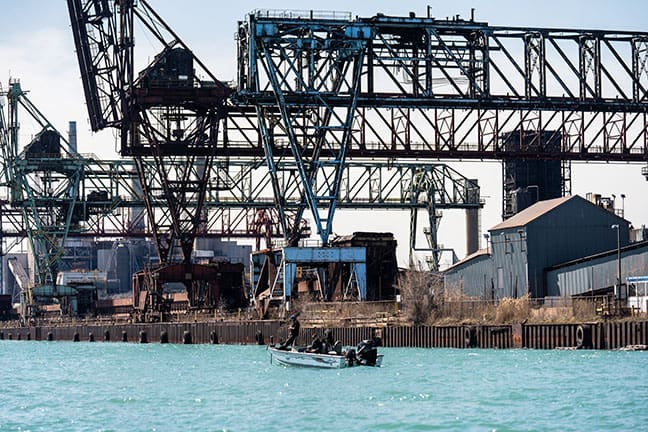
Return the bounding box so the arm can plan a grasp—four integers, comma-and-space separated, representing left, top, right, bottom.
234, 9, 648, 274
233, 9, 648, 310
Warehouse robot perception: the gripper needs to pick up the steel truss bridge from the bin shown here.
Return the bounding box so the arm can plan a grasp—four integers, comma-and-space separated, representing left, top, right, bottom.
67, 1, 648, 240
1, 78, 479, 309
4, 1, 648, 315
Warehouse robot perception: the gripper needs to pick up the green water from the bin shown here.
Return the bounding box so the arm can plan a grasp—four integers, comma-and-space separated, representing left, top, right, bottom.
0, 341, 646, 431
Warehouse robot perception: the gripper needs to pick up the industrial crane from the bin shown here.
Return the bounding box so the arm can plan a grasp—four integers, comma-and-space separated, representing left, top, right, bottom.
236, 9, 648, 224
65, 2, 488, 318
68, 0, 313, 319
0, 80, 121, 317
66, 3, 648, 316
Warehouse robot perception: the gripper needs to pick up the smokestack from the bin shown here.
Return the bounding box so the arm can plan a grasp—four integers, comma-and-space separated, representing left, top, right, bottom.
466, 208, 479, 255
68, 121, 77, 154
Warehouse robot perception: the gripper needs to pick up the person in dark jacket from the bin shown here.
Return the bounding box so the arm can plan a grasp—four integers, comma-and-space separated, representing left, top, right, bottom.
279, 313, 300, 350
323, 328, 334, 352
306, 333, 323, 353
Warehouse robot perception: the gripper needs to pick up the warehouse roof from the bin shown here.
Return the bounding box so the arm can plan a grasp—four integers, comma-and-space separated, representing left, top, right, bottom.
444, 248, 490, 272
490, 196, 573, 231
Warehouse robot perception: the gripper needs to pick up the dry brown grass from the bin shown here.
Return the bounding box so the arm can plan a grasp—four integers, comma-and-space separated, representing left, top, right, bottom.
398, 271, 442, 325
263, 271, 626, 326
572, 299, 599, 321
494, 295, 531, 324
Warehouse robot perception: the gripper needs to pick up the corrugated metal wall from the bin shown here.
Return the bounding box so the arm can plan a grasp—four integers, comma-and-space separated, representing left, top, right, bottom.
525, 197, 628, 297
490, 228, 529, 299
444, 255, 494, 298
546, 243, 648, 296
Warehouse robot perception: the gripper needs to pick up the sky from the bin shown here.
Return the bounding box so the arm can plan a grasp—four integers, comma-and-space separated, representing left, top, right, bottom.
1, 0, 648, 267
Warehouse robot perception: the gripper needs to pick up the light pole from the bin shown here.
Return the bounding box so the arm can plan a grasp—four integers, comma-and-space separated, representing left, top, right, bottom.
611, 224, 621, 296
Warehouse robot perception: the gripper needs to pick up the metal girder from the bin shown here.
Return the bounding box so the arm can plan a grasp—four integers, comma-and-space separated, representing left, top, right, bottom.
67, 0, 130, 131
1, 159, 480, 237
0, 87, 11, 188
219, 106, 648, 161
240, 14, 648, 109
242, 11, 369, 245
232, 12, 648, 162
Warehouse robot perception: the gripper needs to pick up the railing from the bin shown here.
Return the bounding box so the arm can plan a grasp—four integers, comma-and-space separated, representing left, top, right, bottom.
252, 9, 352, 21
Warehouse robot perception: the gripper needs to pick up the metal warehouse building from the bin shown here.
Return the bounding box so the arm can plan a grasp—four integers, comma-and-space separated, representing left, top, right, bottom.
444, 249, 493, 298
545, 240, 648, 297
444, 195, 631, 299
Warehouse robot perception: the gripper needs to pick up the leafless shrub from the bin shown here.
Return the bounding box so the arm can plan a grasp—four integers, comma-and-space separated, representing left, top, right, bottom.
495, 295, 531, 323
398, 271, 442, 325
572, 298, 598, 321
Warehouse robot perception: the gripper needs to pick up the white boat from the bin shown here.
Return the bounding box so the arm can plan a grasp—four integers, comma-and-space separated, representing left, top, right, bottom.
268, 346, 384, 369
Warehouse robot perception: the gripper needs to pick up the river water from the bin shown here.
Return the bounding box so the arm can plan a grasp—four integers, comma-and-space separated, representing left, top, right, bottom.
0, 341, 646, 431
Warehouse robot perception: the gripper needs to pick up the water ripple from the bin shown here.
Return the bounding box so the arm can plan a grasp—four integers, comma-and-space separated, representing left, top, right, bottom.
1, 342, 647, 431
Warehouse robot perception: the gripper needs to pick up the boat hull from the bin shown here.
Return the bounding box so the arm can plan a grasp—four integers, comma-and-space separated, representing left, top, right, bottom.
268, 347, 383, 368
269, 347, 346, 368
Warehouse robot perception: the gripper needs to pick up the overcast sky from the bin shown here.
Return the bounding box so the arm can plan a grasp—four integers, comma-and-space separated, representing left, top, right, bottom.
1, 1, 648, 267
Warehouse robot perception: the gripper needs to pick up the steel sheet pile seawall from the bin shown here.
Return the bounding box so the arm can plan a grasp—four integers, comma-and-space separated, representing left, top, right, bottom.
0, 321, 646, 349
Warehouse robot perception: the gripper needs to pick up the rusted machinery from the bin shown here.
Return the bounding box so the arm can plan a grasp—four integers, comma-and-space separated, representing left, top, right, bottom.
251, 232, 398, 317
132, 262, 246, 322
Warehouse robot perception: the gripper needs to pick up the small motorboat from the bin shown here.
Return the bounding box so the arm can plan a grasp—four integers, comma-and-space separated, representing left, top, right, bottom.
268, 339, 383, 369
268, 346, 347, 368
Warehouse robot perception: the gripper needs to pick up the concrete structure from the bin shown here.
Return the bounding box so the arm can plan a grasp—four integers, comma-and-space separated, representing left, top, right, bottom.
445, 195, 631, 299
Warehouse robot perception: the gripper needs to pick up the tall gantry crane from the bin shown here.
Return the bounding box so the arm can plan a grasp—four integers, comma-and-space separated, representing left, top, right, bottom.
236, 10, 648, 236
65, 3, 648, 315
68, 0, 240, 317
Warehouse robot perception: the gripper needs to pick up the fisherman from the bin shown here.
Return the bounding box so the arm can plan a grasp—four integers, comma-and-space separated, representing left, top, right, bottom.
279, 313, 300, 350
322, 328, 334, 352
306, 333, 323, 353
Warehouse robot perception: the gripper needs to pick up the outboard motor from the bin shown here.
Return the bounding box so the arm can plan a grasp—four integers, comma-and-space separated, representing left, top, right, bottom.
356, 339, 378, 366
345, 349, 357, 367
